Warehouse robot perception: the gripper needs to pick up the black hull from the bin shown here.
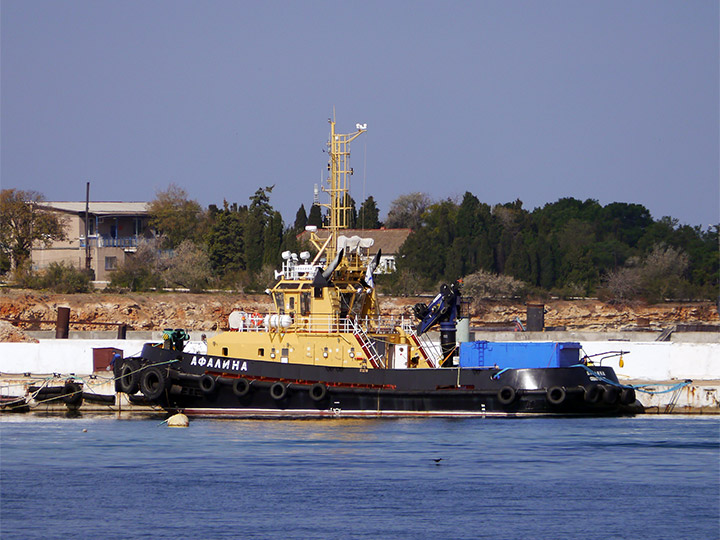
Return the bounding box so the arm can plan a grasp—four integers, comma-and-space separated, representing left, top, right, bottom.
121, 344, 638, 418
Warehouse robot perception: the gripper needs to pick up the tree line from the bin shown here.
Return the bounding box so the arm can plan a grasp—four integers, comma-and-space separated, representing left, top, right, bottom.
1, 186, 717, 301
111, 185, 396, 292
390, 193, 718, 302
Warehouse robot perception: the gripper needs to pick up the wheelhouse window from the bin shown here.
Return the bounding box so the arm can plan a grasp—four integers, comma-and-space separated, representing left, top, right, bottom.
273, 293, 285, 314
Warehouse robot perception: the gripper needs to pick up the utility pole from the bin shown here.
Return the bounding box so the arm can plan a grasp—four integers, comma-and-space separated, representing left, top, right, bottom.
85, 181, 92, 275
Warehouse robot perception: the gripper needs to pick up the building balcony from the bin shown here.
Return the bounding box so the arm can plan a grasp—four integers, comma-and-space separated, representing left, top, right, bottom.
80, 236, 142, 248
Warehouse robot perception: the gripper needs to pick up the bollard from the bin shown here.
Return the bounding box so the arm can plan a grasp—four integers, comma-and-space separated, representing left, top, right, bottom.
56, 307, 70, 339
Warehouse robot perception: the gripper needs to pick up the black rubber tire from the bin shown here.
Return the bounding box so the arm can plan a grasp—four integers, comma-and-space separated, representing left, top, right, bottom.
62, 382, 83, 406
199, 374, 217, 394
546, 386, 566, 406
118, 359, 141, 394
309, 383, 327, 402
270, 382, 287, 400
140, 367, 169, 401
232, 378, 251, 397
602, 384, 619, 405
583, 384, 601, 404
620, 387, 636, 405
82, 393, 115, 404
497, 386, 517, 405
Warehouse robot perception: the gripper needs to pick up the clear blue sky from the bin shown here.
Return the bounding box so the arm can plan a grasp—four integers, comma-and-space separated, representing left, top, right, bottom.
2, 0, 718, 229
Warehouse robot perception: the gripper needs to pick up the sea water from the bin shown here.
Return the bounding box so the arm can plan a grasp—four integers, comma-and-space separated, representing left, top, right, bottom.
1, 415, 718, 540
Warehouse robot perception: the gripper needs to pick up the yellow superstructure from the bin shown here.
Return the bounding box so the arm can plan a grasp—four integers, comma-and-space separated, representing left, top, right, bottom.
207, 118, 439, 369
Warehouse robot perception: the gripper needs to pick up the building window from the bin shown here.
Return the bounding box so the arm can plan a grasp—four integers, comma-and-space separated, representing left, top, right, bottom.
105, 256, 118, 270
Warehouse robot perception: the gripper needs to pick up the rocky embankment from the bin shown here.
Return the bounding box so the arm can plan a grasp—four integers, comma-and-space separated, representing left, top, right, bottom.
0, 289, 718, 342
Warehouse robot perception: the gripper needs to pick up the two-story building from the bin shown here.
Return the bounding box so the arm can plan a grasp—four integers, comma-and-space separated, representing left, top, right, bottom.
32, 201, 153, 282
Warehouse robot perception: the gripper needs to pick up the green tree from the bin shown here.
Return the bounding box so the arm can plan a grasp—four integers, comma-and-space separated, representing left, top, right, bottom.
109, 243, 163, 291
337, 193, 358, 228
37, 261, 91, 293
492, 201, 529, 274
398, 199, 457, 284
358, 196, 382, 229
263, 210, 284, 266
385, 192, 432, 230
163, 239, 212, 292
148, 184, 205, 249
293, 204, 308, 232
504, 232, 533, 283
600, 202, 653, 247
0, 189, 67, 270
307, 203, 323, 227
207, 203, 246, 275
245, 186, 275, 272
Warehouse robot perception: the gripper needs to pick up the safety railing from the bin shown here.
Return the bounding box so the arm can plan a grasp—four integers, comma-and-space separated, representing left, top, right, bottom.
79, 236, 141, 248
231, 313, 416, 336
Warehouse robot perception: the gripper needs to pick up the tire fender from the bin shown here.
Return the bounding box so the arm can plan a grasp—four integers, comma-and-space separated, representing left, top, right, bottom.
309, 383, 327, 402
232, 378, 251, 397
199, 374, 217, 394
497, 386, 517, 405
62, 381, 83, 406
602, 384, 619, 405
620, 387, 636, 405
583, 384, 601, 404
270, 382, 287, 400
118, 359, 141, 394
546, 386, 566, 405
140, 367, 169, 401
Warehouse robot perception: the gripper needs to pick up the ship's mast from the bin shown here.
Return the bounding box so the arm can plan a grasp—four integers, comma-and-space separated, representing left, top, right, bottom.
320, 116, 366, 260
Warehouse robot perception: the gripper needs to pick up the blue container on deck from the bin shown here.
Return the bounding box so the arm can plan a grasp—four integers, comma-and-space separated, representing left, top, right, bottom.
458, 341, 581, 369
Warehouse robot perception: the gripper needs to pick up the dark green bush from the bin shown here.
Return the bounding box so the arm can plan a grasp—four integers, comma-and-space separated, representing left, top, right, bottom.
109, 244, 164, 292
37, 262, 91, 293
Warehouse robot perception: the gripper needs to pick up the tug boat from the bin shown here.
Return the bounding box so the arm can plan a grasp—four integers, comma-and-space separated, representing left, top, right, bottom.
117, 118, 635, 417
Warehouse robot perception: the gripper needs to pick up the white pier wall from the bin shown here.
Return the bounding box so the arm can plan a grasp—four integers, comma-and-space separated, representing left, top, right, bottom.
0, 340, 151, 375
579, 341, 720, 381
0, 339, 717, 380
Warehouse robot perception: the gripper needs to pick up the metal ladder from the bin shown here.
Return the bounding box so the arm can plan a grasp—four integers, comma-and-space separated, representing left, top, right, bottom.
402, 321, 442, 368
656, 325, 676, 342
352, 321, 385, 369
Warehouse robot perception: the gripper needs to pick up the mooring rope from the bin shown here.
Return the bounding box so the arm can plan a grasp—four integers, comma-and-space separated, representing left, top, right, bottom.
570, 363, 693, 395
0, 357, 179, 411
